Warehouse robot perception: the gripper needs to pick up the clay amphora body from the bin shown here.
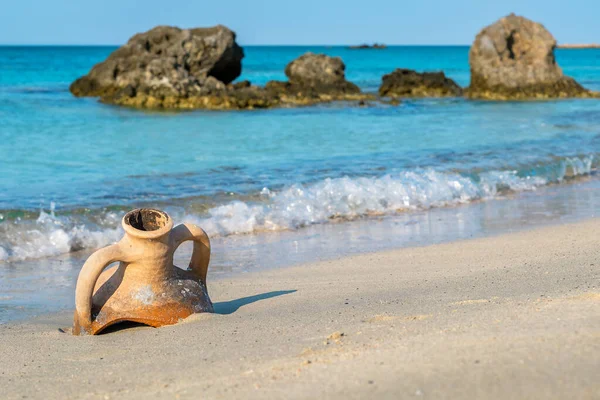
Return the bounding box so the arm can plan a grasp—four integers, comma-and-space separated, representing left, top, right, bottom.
73, 208, 213, 335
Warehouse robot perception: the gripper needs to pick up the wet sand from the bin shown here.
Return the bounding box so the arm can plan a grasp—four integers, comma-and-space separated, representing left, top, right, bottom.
1, 219, 599, 399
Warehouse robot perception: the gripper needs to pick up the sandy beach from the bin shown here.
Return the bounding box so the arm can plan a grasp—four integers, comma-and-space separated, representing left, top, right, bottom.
1, 219, 598, 399
3, 4, 600, 400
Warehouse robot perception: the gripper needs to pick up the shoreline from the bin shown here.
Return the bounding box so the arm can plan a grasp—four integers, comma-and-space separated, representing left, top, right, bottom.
1, 218, 599, 398
2, 175, 600, 324
558, 43, 600, 49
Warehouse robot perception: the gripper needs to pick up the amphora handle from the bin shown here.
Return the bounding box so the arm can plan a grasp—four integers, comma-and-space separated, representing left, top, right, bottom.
73, 244, 125, 335
169, 223, 211, 285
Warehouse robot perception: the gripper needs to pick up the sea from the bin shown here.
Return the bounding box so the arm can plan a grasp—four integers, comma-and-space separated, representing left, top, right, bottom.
1, 45, 600, 322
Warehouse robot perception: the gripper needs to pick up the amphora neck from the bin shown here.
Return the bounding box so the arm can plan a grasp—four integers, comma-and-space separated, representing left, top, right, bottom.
120, 208, 175, 282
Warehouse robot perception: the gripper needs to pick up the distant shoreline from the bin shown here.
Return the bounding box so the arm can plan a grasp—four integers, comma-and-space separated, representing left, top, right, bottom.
0, 43, 472, 48
558, 43, 600, 49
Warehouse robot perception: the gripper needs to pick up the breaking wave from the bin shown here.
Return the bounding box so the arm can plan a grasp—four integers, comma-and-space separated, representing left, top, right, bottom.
0, 204, 122, 263
0, 156, 594, 263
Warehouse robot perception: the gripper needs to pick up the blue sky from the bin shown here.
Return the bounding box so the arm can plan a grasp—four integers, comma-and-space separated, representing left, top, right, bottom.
1, 0, 598, 45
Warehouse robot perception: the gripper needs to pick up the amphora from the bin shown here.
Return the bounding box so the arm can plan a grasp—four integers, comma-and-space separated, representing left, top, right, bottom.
73, 208, 212, 335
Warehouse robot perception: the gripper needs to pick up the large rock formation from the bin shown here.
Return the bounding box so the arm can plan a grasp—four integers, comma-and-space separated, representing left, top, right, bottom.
70, 30, 367, 109
467, 14, 593, 99
379, 69, 463, 97
70, 25, 244, 103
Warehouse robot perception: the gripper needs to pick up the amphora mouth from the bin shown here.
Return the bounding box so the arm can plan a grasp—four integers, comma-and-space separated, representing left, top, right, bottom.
122, 208, 173, 238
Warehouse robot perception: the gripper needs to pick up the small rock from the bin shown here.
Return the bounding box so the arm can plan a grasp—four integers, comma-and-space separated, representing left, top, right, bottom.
283, 52, 361, 94
327, 331, 345, 340
379, 68, 462, 98
325, 331, 345, 344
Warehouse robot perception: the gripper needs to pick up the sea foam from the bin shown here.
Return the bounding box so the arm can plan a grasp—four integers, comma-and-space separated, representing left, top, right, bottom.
0, 207, 122, 263
0, 157, 594, 263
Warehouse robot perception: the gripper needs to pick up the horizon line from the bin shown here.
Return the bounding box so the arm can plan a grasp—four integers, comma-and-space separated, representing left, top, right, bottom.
0, 43, 473, 47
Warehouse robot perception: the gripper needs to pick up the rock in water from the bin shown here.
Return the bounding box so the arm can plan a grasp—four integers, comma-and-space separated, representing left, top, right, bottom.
257, 52, 365, 106
379, 69, 463, 97
281, 52, 360, 94
348, 43, 387, 50
467, 14, 593, 99
70, 25, 243, 102
70, 34, 368, 109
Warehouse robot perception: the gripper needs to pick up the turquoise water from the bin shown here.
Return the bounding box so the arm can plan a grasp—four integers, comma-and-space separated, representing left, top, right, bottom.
1, 46, 600, 262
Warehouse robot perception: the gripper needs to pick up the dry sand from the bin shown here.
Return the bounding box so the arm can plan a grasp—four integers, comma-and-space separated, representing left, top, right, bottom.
1, 219, 599, 399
